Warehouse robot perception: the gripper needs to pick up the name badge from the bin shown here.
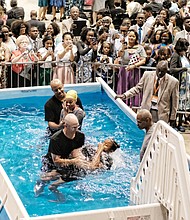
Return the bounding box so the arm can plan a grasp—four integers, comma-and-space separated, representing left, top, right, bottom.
151, 95, 158, 105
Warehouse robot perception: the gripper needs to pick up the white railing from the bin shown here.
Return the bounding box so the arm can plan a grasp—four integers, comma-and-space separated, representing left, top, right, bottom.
0, 164, 30, 220
130, 120, 190, 220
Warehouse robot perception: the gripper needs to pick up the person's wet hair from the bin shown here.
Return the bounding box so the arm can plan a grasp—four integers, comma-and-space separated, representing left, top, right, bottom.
109, 139, 120, 152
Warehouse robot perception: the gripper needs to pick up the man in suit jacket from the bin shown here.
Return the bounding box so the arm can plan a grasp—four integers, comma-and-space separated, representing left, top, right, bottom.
115, 60, 179, 127
173, 16, 190, 45
27, 10, 46, 37
130, 12, 149, 44
6, 0, 25, 27
62, 6, 90, 35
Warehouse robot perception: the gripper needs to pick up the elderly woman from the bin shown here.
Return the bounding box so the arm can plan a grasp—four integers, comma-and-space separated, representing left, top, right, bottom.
11, 35, 38, 87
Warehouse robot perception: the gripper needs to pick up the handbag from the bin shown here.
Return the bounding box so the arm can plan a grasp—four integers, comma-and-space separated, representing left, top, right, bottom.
84, 0, 94, 6
128, 53, 140, 65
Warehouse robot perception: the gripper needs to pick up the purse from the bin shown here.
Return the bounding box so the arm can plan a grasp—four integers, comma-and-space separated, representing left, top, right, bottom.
128, 53, 140, 65
84, 0, 94, 6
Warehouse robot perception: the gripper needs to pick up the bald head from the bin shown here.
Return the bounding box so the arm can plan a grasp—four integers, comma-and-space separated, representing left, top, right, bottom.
156, 60, 169, 78
137, 109, 152, 120
50, 79, 63, 89
137, 109, 153, 132
30, 10, 37, 18
50, 79, 65, 100
70, 6, 79, 20
64, 113, 79, 125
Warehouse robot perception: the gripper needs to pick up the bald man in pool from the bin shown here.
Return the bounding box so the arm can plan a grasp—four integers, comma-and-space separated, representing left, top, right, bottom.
136, 109, 155, 162
44, 79, 83, 135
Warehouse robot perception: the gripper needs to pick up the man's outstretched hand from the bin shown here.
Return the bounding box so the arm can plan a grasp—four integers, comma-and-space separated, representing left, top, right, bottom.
115, 94, 126, 100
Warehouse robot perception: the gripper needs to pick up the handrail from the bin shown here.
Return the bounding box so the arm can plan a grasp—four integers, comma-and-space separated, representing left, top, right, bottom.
130, 120, 190, 220
0, 164, 30, 220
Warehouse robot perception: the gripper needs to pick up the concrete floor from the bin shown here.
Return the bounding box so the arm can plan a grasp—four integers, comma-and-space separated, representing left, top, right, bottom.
181, 124, 190, 155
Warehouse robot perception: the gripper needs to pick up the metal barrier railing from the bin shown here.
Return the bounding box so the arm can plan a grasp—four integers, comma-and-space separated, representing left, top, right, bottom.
1, 60, 190, 116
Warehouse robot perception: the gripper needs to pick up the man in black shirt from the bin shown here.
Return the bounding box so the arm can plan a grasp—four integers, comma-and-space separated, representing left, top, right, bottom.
44, 79, 83, 135
34, 113, 85, 201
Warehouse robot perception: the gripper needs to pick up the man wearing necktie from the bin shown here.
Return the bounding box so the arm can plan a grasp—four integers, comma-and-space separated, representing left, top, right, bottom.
115, 60, 179, 129
130, 12, 146, 44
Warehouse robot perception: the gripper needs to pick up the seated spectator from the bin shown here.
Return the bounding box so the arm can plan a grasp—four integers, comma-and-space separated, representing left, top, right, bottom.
37, 36, 55, 86
60, 90, 85, 130
11, 35, 39, 88
62, 6, 90, 34
53, 32, 77, 84
6, 0, 25, 27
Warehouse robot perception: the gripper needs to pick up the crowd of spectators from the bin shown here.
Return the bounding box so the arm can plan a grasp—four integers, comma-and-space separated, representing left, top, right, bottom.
0, 0, 190, 129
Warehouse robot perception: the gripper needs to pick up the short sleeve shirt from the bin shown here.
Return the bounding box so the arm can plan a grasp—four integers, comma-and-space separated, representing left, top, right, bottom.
48, 130, 85, 158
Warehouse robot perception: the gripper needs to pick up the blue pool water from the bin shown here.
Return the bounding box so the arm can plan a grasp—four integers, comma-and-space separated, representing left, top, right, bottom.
0, 91, 144, 217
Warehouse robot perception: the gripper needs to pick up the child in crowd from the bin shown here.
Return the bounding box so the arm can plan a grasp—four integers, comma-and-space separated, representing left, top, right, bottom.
37, 36, 55, 86
144, 46, 156, 67
96, 41, 114, 86
156, 46, 172, 63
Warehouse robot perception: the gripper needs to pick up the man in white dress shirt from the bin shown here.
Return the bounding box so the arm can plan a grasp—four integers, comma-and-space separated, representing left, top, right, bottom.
130, 12, 149, 44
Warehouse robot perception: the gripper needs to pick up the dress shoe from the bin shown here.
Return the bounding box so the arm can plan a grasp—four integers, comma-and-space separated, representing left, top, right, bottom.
178, 126, 185, 132
173, 127, 179, 132
51, 17, 56, 22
